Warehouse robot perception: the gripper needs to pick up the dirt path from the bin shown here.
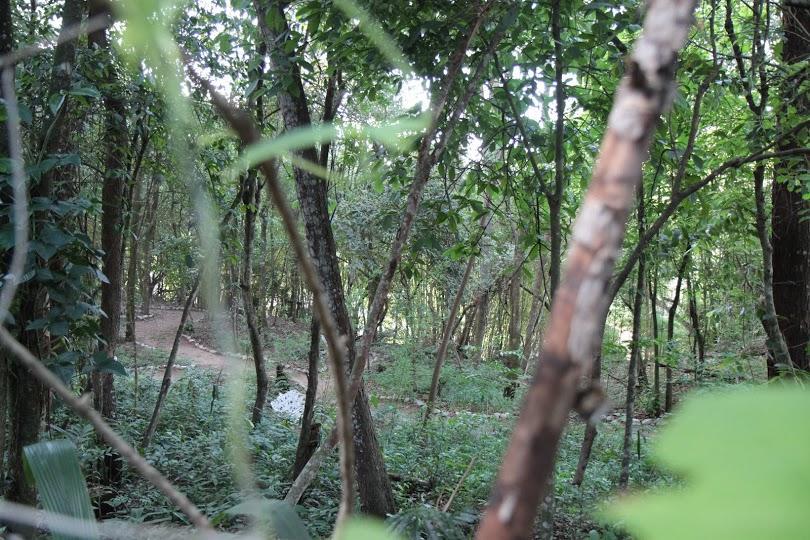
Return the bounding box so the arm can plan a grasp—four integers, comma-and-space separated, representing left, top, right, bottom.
133, 308, 328, 398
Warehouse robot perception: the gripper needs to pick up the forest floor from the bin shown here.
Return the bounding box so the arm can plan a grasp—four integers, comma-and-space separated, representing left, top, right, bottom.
126, 307, 327, 398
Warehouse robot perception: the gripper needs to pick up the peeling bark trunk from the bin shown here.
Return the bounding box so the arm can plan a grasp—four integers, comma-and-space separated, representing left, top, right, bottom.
475, 1, 698, 536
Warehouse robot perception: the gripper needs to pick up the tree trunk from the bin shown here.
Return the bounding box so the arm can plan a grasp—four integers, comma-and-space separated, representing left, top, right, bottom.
522, 254, 547, 371
125, 167, 144, 341
242, 169, 269, 425
687, 274, 705, 378
426, 255, 476, 420
142, 278, 199, 448
7, 0, 83, 504
620, 184, 646, 489
754, 164, 793, 372
256, 0, 395, 516
292, 316, 320, 479
649, 265, 660, 415
506, 232, 524, 364
140, 176, 161, 315
771, 3, 810, 373
665, 248, 689, 413
89, 0, 128, 485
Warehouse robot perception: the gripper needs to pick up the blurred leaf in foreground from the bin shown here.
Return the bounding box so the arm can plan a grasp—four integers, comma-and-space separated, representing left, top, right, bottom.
605, 386, 810, 539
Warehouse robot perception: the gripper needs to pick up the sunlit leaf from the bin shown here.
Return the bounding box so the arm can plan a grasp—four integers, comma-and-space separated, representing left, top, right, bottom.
23, 440, 98, 540
605, 386, 810, 540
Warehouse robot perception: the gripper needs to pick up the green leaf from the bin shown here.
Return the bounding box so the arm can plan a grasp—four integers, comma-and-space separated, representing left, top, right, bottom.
23, 440, 98, 540
68, 86, 101, 99
48, 93, 66, 115
604, 386, 810, 539
226, 499, 311, 540
89, 351, 128, 377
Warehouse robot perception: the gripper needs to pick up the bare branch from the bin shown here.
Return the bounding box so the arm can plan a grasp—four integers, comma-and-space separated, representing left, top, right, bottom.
475, 1, 699, 537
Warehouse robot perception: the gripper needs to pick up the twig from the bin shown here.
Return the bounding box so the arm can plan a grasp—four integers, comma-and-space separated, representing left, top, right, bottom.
443, 455, 478, 512
184, 62, 356, 527
0, 68, 29, 322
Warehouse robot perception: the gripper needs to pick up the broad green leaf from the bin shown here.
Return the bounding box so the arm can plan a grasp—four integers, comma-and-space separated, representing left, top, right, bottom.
23, 440, 98, 540
605, 386, 810, 540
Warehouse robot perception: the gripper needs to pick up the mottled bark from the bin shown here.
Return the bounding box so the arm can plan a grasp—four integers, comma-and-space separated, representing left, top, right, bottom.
475, 1, 698, 536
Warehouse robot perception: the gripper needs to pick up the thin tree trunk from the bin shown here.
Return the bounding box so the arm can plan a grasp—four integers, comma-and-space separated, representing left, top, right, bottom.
242, 169, 269, 425
620, 184, 646, 489
140, 176, 161, 315
665, 248, 689, 413
125, 168, 144, 341
571, 352, 600, 487
142, 278, 200, 449
292, 316, 320, 479
522, 254, 547, 371
506, 232, 524, 363
754, 165, 793, 371
650, 265, 660, 414
425, 255, 476, 421
687, 274, 705, 377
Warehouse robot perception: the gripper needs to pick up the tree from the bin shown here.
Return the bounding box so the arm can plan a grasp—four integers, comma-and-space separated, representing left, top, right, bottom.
771, 3, 810, 372
254, 0, 396, 515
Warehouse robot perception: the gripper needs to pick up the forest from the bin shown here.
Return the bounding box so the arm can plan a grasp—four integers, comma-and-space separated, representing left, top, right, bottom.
0, 0, 808, 538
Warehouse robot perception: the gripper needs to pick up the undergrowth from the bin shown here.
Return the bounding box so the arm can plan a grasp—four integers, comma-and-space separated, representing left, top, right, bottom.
45, 347, 672, 538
